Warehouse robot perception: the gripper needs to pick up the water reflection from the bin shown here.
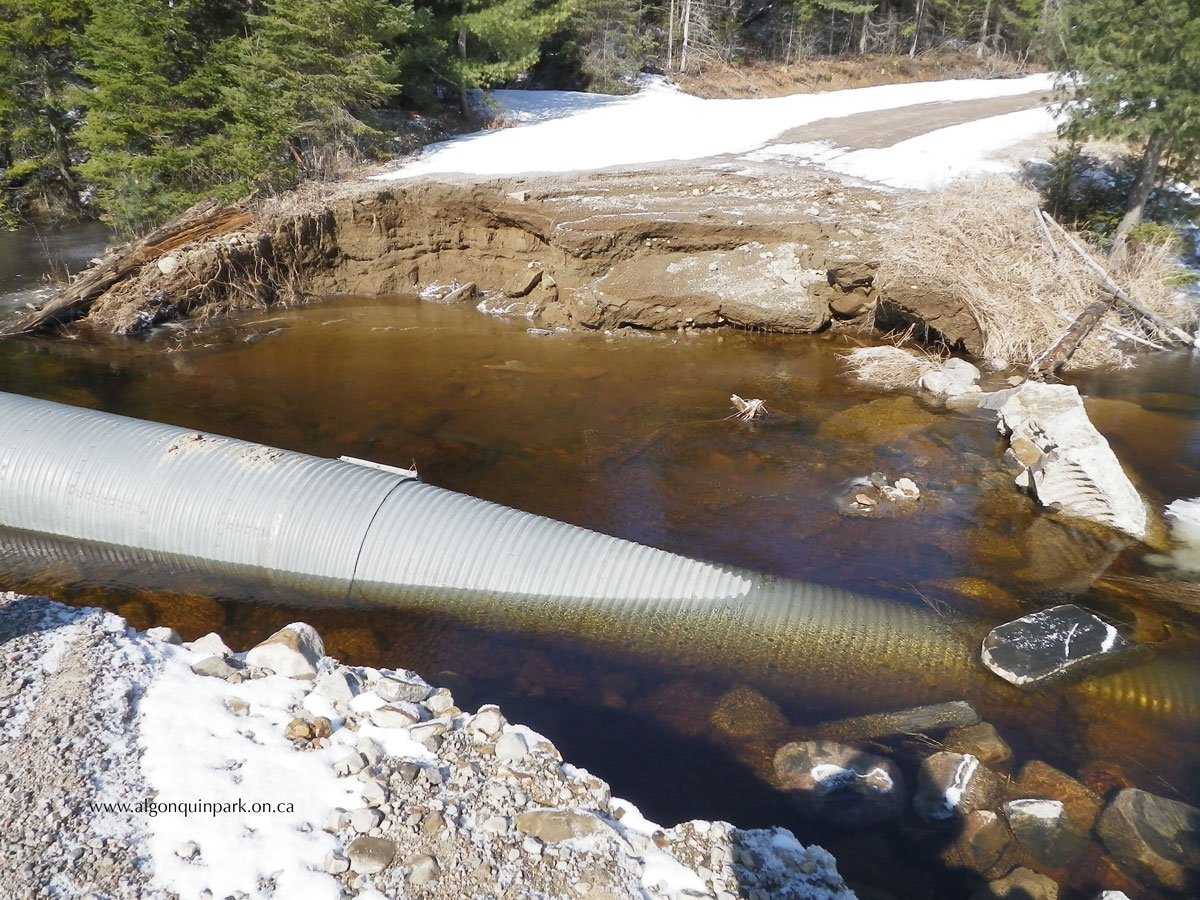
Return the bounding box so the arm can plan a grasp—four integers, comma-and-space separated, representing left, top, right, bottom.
2, 296, 1200, 899
0, 221, 112, 317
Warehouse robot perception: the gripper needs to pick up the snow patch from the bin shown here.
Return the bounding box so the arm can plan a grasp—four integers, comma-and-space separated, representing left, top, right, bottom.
374, 74, 1056, 180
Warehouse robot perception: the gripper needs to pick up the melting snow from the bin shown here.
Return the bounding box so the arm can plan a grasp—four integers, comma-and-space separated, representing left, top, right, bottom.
374, 73, 1057, 185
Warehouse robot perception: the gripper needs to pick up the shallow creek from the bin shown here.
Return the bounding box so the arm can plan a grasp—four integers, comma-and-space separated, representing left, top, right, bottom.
3, 292, 1200, 898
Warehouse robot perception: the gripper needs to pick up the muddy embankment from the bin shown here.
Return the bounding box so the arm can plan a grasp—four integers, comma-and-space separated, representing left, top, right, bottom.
7, 175, 939, 340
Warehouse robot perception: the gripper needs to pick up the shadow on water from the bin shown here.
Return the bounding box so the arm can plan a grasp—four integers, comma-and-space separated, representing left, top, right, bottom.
2, 295, 1200, 897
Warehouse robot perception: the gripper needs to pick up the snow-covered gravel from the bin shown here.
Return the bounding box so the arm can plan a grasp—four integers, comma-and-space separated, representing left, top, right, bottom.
0, 593, 858, 900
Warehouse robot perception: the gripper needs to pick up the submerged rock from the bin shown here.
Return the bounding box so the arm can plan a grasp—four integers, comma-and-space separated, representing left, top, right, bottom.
996, 382, 1149, 539
1003, 798, 1088, 868
980, 604, 1142, 689
815, 700, 979, 742
969, 866, 1058, 900
913, 752, 1001, 822
1097, 788, 1200, 894
774, 740, 906, 826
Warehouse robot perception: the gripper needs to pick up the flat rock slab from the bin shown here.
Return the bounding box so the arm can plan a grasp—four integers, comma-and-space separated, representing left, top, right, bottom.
981, 604, 1141, 689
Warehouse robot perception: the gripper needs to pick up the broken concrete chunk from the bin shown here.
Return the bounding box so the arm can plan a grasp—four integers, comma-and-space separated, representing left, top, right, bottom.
997, 382, 1150, 539
981, 604, 1141, 689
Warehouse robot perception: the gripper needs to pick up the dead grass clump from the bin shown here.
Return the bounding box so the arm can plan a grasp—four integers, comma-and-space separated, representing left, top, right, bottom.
878, 177, 1194, 369
839, 345, 941, 389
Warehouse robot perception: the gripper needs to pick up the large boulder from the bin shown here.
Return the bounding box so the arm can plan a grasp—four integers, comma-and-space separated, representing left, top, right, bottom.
1097, 788, 1200, 894
774, 740, 906, 827
996, 382, 1150, 539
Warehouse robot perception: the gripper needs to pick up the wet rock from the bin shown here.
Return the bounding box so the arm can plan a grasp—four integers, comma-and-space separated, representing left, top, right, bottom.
1003, 798, 1088, 868
981, 604, 1141, 689
244, 622, 324, 678
346, 836, 396, 874
721, 289, 830, 333
942, 809, 1016, 877
815, 701, 979, 742
710, 685, 788, 741
514, 810, 613, 843
774, 740, 906, 827
997, 382, 1150, 539
969, 866, 1058, 900
1011, 760, 1102, 835
1097, 788, 1200, 893
944, 723, 1012, 768
818, 395, 940, 445
919, 358, 981, 398
913, 752, 1002, 822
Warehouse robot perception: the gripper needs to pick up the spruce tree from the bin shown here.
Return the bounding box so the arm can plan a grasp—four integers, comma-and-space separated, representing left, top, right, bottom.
220, 0, 410, 187
75, 0, 242, 233
0, 0, 89, 219
1058, 0, 1200, 256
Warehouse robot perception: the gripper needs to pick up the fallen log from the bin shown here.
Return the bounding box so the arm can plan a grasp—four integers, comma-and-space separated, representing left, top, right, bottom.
1028, 295, 1115, 380
3, 199, 253, 336
1039, 210, 1197, 347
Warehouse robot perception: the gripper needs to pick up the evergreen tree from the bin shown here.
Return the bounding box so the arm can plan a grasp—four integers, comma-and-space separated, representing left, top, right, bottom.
1058, 0, 1200, 256
0, 0, 89, 219
220, 0, 411, 187
75, 0, 242, 233
566, 0, 653, 92
435, 0, 574, 115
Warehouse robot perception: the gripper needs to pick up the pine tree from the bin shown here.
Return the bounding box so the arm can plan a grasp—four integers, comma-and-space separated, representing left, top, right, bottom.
220, 0, 411, 187
1058, 0, 1200, 256
566, 0, 653, 92
0, 0, 89, 219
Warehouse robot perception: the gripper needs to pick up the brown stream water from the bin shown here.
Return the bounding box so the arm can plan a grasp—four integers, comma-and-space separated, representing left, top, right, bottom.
3, 294, 1200, 898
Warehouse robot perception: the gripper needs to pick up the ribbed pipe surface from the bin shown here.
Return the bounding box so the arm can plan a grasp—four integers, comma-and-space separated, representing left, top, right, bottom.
1, 390, 1197, 723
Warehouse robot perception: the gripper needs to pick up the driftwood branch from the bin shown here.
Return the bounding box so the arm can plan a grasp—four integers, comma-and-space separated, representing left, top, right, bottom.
2, 200, 253, 336
1039, 210, 1196, 347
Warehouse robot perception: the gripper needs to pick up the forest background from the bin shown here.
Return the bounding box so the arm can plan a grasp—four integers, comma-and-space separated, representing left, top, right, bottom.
0, 0, 1196, 242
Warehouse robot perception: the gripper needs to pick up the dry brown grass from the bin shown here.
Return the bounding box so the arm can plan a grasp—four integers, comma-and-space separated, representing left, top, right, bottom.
839, 345, 942, 389
877, 177, 1194, 369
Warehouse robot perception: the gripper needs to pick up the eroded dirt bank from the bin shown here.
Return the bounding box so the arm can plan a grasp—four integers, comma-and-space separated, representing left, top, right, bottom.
7, 163, 912, 339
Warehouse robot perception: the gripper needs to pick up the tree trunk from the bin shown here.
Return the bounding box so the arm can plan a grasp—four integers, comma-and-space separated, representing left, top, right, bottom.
1109, 129, 1167, 264
668, 0, 676, 71
859, 11, 870, 54
977, 0, 991, 58
458, 2, 473, 120
680, 0, 692, 73
909, 0, 925, 57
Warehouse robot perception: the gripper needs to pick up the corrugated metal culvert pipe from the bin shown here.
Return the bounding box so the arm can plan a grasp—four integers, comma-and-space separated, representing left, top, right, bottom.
0, 390, 1196, 723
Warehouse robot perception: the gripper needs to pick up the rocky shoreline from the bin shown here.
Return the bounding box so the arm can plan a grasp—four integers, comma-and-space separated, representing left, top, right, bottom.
0, 592, 856, 900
